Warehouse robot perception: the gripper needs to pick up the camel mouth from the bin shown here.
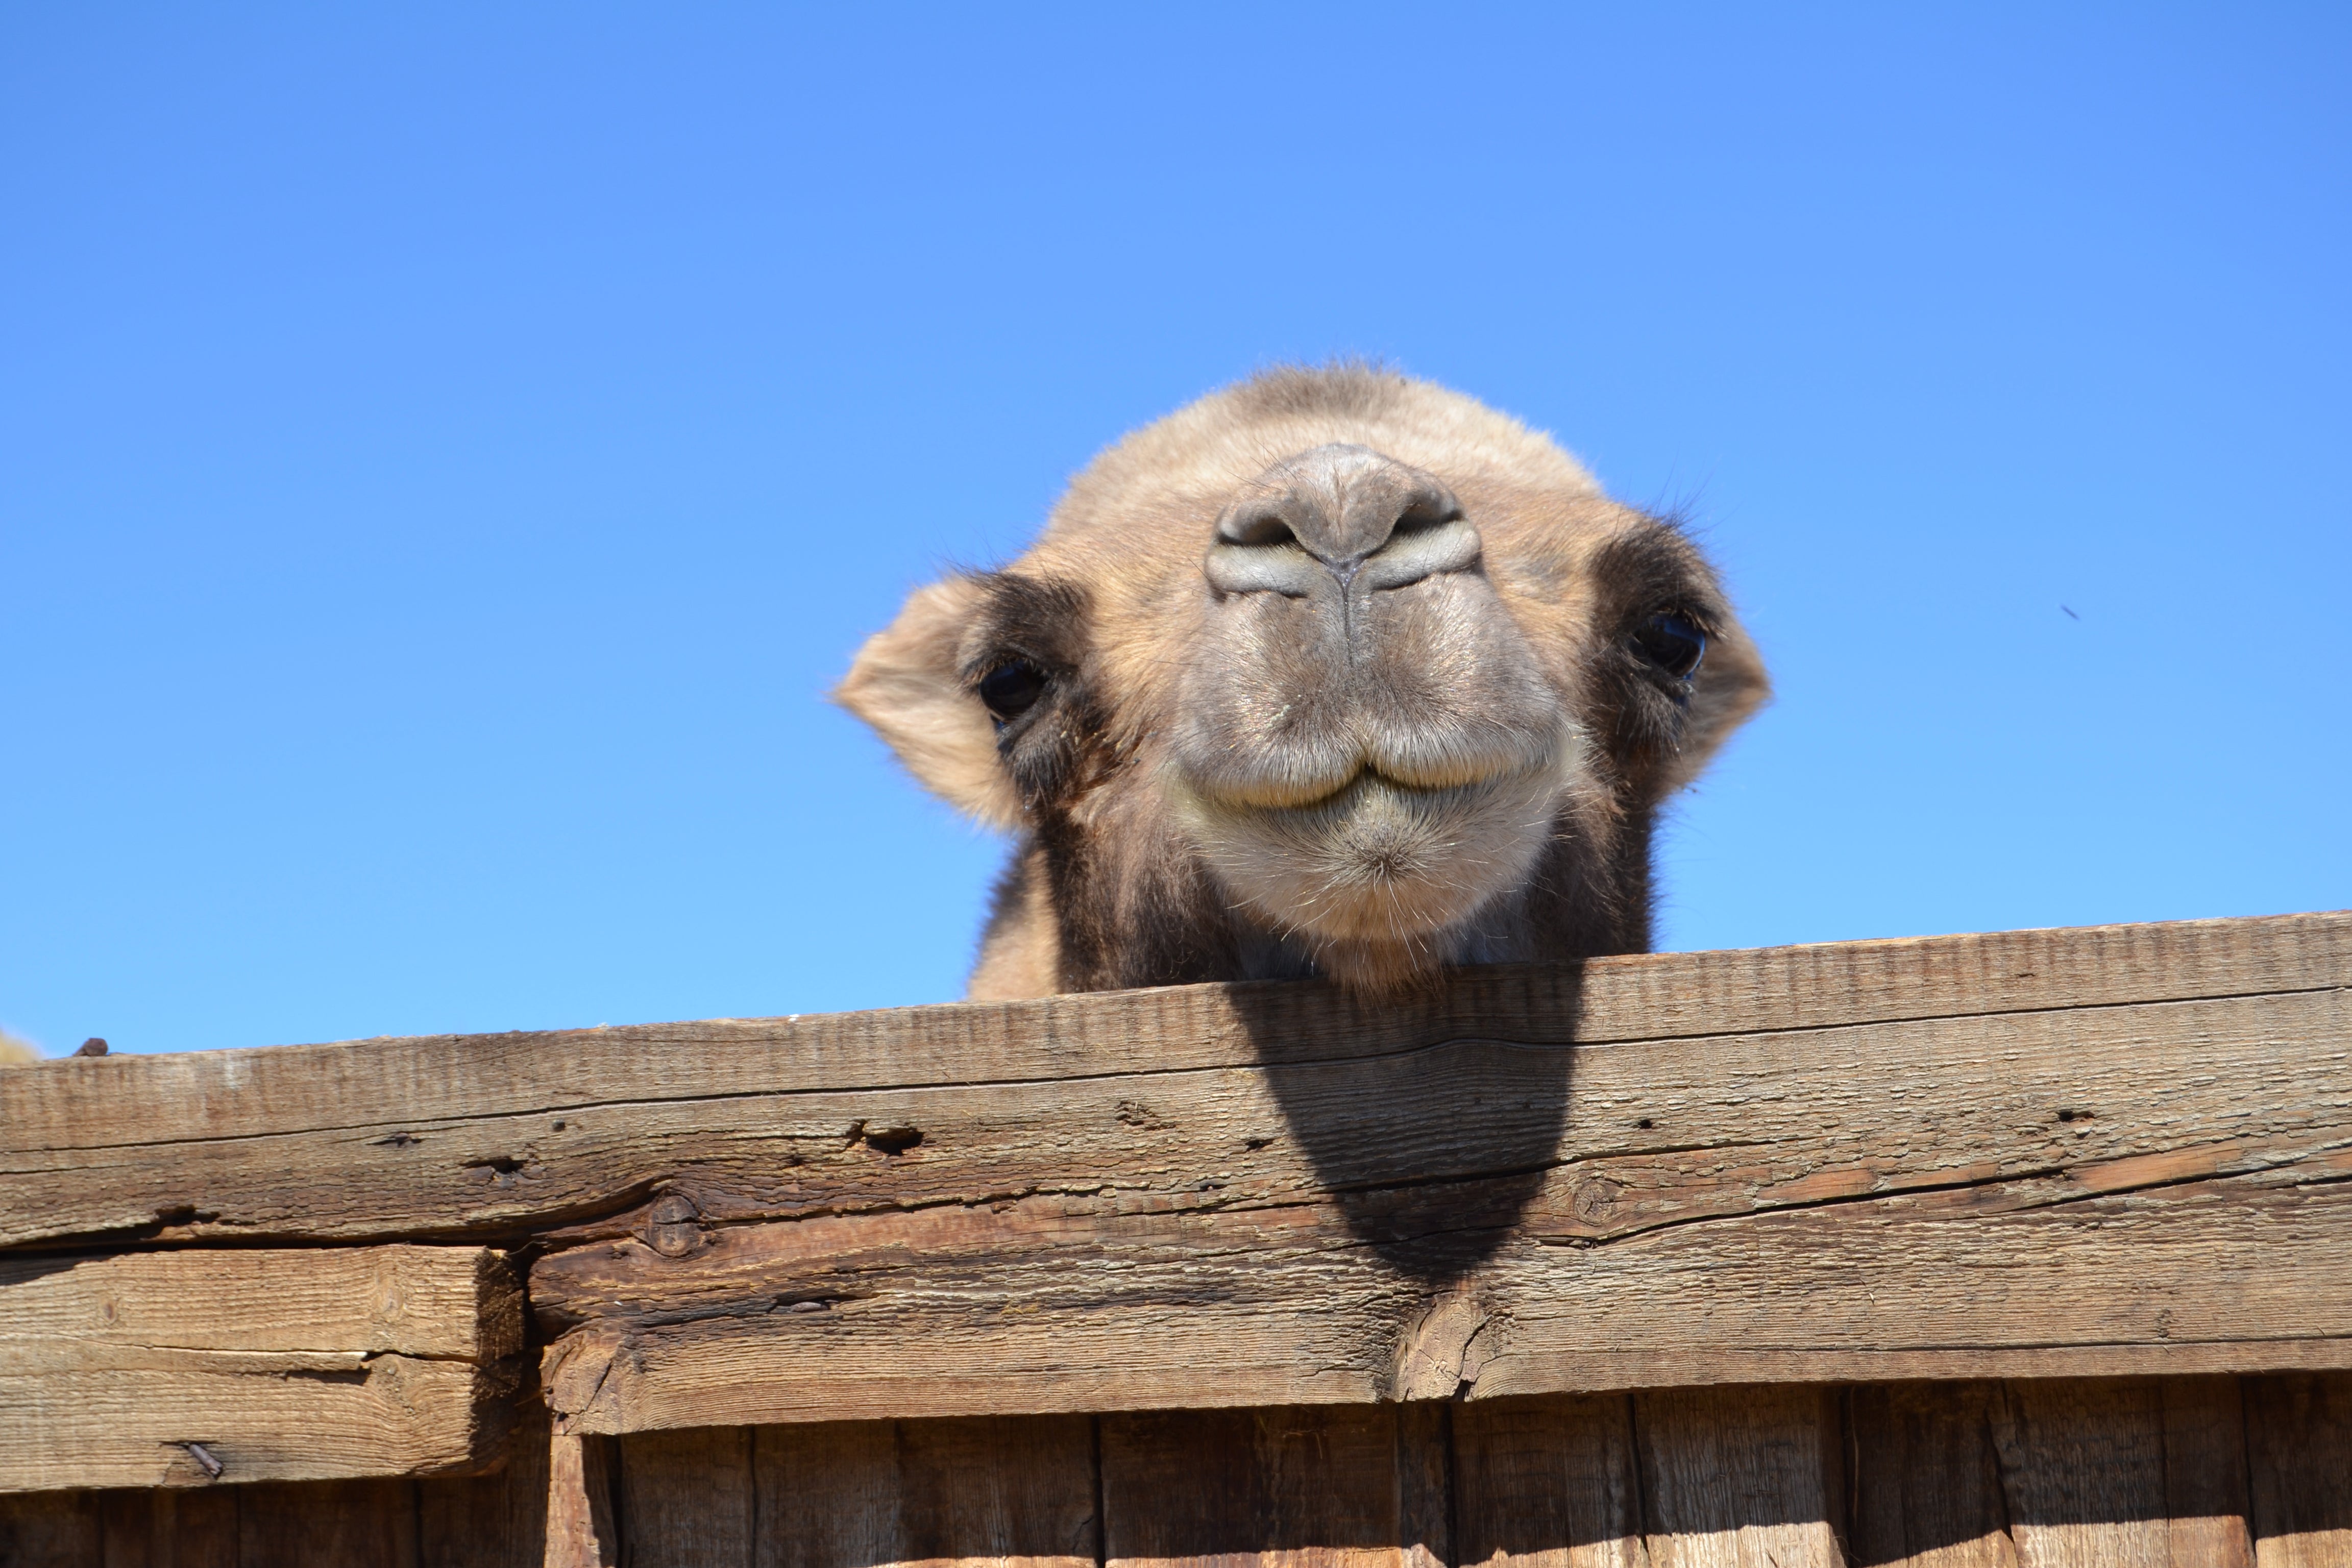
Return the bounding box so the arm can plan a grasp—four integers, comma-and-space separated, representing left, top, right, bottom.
1169, 745, 1576, 949
1176, 726, 1567, 816
1192, 764, 1518, 816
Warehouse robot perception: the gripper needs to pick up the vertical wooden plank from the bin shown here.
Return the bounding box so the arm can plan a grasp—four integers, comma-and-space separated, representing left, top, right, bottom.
2244, 1373, 2352, 1568
0, 1491, 102, 1568
421, 1470, 516, 1568
754, 1420, 898, 1568
1101, 1404, 1449, 1568
2157, 1377, 2256, 1568
546, 1431, 620, 1568
421, 1401, 553, 1568
238, 1477, 420, 1568
751, 1414, 1096, 1568
1633, 1386, 1843, 1568
97, 1490, 238, 1568
503, 1402, 552, 1568
1452, 1393, 1648, 1568
1395, 1405, 1452, 1568
1991, 1381, 2167, 1568
1846, 1383, 2016, 1568
618, 1427, 752, 1568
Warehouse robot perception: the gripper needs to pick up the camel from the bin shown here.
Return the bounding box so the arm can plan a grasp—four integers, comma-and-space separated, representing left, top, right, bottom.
839, 365, 1768, 998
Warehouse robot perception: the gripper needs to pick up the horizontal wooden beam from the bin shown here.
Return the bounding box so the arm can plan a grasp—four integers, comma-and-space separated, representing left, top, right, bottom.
2, 912, 2345, 1446
527, 979, 2352, 1433
0, 1245, 521, 1491
2, 913, 2342, 1252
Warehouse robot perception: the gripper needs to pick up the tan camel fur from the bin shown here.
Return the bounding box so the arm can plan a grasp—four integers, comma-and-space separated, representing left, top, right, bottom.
839, 365, 1768, 998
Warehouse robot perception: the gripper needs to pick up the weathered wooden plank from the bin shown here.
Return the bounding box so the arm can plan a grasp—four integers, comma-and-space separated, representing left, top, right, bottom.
2, 1356, 502, 1495
1451, 1394, 1648, 1568
1, 1244, 517, 1359
419, 1466, 520, 1568
544, 1432, 619, 1568
1847, 1383, 2017, 1567
420, 1402, 552, 1568
616, 1428, 752, 1568
95, 1489, 239, 1568
1845, 1378, 2261, 1567
237, 1478, 418, 1568
533, 1162, 2352, 1434
5, 914, 2341, 1252
1633, 1386, 1844, 1568
749, 1415, 1097, 1568
0, 1491, 100, 1568
2156, 1378, 2258, 1567
524, 979, 2352, 1431
1488, 1173, 2352, 1392
2244, 1373, 2352, 1567
1992, 1381, 2172, 1568
0, 1246, 521, 1492
1100, 1405, 1449, 1568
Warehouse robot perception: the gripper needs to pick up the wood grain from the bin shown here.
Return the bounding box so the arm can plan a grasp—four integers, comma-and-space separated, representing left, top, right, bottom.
1985, 1379, 2244, 1568
420, 1402, 551, 1568
97, 1489, 239, 1568
1100, 1401, 1449, 1568
0, 1245, 519, 1360
2244, 1374, 2352, 1567
1451, 1394, 1648, 1568
235, 1478, 416, 1568
3, 1375, 2328, 1565
1, 910, 2345, 1543
1101, 1405, 1449, 1568
750, 1415, 1097, 1568
2155, 1378, 2258, 1568
0, 1246, 520, 1492
0, 1490, 100, 1568
1847, 1383, 2017, 1567
5, 914, 2340, 1252
544, 1431, 619, 1568
1633, 1386, 1845, 1568
530, 978, 2352, 1431
617, 1428, 751, 1568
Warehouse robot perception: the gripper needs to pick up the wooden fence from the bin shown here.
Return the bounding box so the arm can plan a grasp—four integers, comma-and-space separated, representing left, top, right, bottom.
2, 912, 2347, 1566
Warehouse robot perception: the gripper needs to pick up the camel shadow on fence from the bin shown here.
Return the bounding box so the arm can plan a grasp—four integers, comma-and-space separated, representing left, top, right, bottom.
1227, 961, 1586, 1284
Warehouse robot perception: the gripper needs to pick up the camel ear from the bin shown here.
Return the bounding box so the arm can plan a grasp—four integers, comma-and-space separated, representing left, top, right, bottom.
1667, 614, 1771, 793
835, 576, 1023, 830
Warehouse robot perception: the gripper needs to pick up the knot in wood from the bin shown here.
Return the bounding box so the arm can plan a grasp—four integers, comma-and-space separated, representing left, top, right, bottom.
1391, 1290, 1498, 1402
645, 1192, 704, 1258
1572, 1177, 1624, 1225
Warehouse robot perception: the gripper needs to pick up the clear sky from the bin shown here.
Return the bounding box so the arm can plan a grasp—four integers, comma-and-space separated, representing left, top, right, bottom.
4, 7, 2346, 1057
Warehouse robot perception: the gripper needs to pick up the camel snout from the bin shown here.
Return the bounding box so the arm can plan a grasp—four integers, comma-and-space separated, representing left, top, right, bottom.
1204, 444, 1479, 599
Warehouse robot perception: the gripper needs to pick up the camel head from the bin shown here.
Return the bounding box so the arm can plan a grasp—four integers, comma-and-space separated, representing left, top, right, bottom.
839, 366, 1768, 998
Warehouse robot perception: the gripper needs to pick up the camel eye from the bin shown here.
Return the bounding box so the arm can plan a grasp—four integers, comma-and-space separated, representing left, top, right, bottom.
977, 660, 1048, 724
1630, 613, 1706, 680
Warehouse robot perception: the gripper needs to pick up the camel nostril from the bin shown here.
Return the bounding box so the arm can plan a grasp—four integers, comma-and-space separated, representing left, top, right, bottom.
1205, 505, 1320, 597
1389, 501, 1459, 538
1218, 510, 1299, 549
1357, 516, 1483, 591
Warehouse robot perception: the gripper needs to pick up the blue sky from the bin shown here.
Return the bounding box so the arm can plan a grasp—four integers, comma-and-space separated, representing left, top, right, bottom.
4, 6, 2346, 1056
